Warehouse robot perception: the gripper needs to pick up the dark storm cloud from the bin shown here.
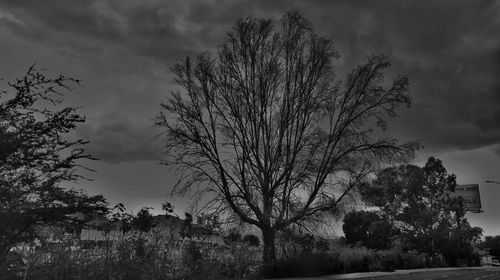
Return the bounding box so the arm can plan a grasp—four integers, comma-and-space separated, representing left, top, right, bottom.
0, 0, 278, 64
300, 0, 500, 154
77, 112, 160, 163
1, 0, 499, 161
0, 0, 292, 163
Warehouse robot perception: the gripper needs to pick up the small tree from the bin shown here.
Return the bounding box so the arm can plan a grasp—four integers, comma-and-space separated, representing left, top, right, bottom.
133, 207, 155, 232
156, 11, 417, 264
0, 66, 107, 264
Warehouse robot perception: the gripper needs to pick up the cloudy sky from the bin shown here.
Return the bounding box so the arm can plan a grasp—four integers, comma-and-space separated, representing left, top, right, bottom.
1, 0, 499, 235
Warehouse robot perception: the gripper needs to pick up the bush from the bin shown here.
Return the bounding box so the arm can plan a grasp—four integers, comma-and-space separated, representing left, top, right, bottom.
399, 251, 428, 269
334, 246, 372, 273
243, 234, 260, 247
225, 230, 242, 244
264, 241, 439, 278
334, 246, 431, 273
262, 252, 336, 278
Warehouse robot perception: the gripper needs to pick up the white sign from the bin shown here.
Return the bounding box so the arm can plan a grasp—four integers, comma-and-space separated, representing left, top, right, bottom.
450, 184, 482, 213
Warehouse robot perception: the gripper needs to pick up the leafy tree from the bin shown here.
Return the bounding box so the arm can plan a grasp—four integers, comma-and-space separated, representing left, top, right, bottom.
156, 11, 417, 264
342, 210, 395, 250
133, 207, 155, 232
0, 66, 108, 264
362, 157, 482, 264
361, 157, 455, 253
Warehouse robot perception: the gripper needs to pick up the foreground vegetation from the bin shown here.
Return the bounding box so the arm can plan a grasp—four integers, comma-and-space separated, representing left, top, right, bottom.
2, 239, 259, 280
1, 155, 485, 280
1, 230, 483, 280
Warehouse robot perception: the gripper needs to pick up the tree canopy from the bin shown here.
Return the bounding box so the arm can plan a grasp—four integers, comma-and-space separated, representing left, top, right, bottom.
361, 157, 483, 265
0, 66, 107, 263
133, 207, 155, 232
156, 11, 418, 263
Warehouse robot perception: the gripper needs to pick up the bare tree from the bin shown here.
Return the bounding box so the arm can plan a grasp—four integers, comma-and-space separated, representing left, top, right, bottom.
155, 11, 418, 264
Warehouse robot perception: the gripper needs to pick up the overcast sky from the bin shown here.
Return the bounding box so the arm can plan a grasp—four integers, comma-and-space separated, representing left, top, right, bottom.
1, 0, 499, 235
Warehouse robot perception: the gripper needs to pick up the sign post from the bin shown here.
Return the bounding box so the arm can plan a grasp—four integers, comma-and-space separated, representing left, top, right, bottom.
450, 184, 482, 213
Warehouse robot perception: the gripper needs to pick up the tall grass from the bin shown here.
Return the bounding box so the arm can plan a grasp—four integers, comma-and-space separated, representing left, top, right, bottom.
4, 237, 260, 280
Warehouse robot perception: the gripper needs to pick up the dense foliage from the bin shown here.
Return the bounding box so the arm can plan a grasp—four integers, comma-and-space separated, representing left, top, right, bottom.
481, 235, 500, 259
342, 210, 396, 250
359, 157, 483, 266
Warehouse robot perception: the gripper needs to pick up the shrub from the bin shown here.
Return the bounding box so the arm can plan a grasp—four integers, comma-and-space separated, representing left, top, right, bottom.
225, 231, 242, 244
334, 246, 372, 273
243, 234, 260, 247
264, 242, 435, 278
399, 251, 428, 269
262, 252, 336, 278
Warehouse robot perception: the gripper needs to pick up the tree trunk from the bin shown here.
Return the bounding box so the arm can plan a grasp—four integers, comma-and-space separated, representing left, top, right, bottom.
262, 228, 277, 265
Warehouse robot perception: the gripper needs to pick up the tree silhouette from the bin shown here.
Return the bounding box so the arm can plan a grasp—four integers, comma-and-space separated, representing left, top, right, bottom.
0, 66, 107, 264
156, 11, 417, 264
133, 207, 155, 232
